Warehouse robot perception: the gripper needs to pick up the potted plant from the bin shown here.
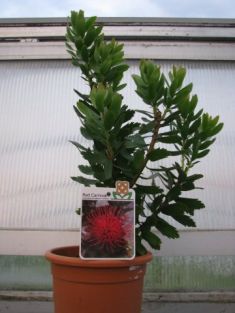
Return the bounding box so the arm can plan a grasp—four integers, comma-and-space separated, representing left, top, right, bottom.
46, 10, 223, 313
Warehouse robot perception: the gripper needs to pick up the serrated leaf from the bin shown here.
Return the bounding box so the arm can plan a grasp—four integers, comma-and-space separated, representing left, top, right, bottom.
166, 186, 181, 201
172, 214, 196, 227
177, 197, 205, 210
181, 181, 195, 191
154, 217, 179, 239
142, 230, 161, 250
150, 195, 164, 210
162, 203, 186, 215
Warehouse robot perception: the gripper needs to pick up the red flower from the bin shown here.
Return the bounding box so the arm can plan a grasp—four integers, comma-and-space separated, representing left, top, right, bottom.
84, 205, 129, 253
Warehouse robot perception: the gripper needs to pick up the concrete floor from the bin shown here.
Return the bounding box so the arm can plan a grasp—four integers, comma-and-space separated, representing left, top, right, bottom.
0, 301, 235, 313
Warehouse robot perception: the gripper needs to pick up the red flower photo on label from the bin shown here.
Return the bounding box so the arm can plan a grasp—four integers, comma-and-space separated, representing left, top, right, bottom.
81, 199, 135, 259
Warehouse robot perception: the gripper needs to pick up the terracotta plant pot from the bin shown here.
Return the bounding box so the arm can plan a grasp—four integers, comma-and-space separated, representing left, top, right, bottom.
46, 246, 152, 313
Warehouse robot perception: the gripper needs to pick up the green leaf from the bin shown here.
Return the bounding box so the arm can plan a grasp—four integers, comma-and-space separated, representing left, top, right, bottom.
115, 83, 127, 91
161, 111, 179, 126
136, 236, 148, 256
73, 105, 84, 119
154, 217, 179, 239
148, 148, 170, 161
174, 83, 193, 103
110, 93, 122, 117
80, 126, 92, 140
142, 230, 161, 250
69, 140, 87, 151
150, 195, 164, 210
189, 118, 201, 134
104, 159, 113, 180
186, 174, 203, 182
77, 100, 99, 117
71, 176, 97, 186
84, 29, 97, 46
175, 67, 186, 89
196, 149, 210, 159
85, 15, 97, 31
78, 165, 93, 175
70, 10, 86, 38
81, 46, 89, 61
104, 110, 115, 130
74, 89, 90, 102
125, 134, 146, 149
166, 186, 181, 201
162, 203, 186, 215
90, 86, 106, 112
199, 138, 216, 150
139, 121, 155, 134
136, 185, 163, 195
135, 110, 153, 118
189, 94, 198, 112
181, 181, 195, 191
177, 197, 205, 210
158, 135, 181, 144
172, 214, 196, 227
208, 123, 223, 137
193, 108, 203, 120
133, 150, 145, 170
132, 74, 146, 89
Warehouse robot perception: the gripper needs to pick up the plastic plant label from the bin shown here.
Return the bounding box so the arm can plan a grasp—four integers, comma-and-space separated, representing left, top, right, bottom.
80, 183, 135, 260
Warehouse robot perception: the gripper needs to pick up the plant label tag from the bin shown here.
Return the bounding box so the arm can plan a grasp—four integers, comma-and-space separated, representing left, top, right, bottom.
80, 184, 135, 260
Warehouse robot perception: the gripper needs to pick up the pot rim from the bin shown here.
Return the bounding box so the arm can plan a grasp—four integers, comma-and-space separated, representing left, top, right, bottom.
45, 245, 153, 268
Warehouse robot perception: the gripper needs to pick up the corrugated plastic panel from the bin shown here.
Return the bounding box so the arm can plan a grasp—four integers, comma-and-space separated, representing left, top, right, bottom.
0, 60, 234, 230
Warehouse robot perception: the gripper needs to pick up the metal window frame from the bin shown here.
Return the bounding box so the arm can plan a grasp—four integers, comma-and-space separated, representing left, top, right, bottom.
0, 17, 235, 61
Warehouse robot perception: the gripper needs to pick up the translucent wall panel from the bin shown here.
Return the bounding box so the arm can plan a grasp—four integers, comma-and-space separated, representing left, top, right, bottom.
0, 60, 234, 230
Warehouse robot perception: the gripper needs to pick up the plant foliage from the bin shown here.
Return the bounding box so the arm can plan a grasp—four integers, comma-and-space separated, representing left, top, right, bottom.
66, 10, 223, 256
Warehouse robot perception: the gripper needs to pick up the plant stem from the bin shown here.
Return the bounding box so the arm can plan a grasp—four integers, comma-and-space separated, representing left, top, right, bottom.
130, 108, 162, 187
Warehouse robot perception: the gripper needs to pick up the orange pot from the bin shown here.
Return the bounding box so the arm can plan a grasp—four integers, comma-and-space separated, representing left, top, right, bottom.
46, 246, 152, 313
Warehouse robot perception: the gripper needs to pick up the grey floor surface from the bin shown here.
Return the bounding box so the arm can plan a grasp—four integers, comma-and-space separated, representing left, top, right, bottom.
0, 301, 235, 313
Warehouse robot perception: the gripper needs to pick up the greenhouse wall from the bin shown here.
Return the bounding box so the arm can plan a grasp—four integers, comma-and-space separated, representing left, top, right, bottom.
0, 17, 234, 294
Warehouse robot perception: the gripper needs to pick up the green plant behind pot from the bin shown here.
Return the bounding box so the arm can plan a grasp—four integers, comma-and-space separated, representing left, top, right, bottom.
66, 10, 223, 256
